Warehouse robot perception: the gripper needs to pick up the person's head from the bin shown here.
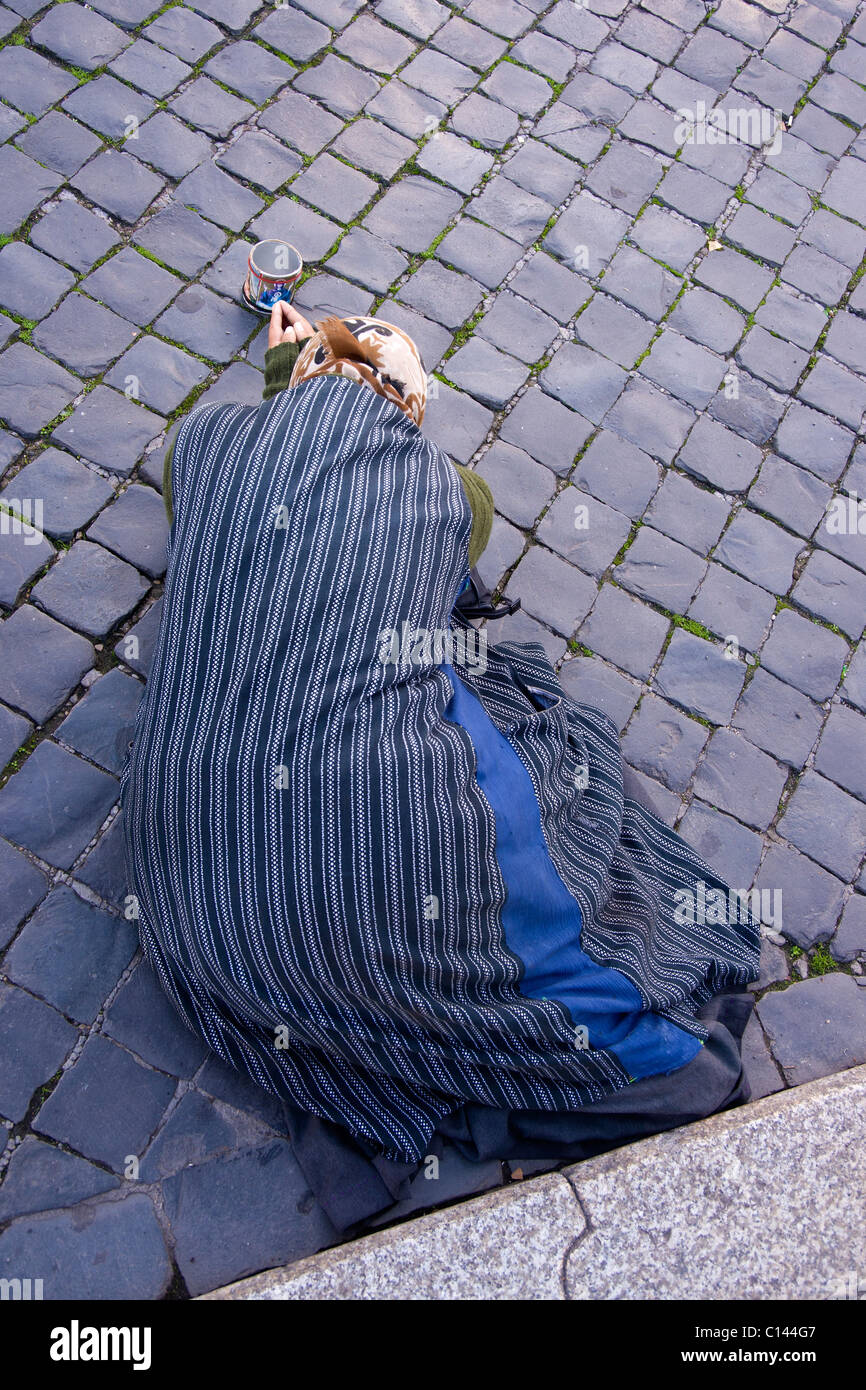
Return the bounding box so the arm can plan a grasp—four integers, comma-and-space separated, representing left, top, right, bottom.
290, 315, 428, 427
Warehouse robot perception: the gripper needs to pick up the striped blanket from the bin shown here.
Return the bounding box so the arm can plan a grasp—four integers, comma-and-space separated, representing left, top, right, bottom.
121, 373, 760, 1162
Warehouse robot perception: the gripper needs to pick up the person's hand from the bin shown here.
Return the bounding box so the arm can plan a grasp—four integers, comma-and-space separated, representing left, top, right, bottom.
268, 300, 315, 350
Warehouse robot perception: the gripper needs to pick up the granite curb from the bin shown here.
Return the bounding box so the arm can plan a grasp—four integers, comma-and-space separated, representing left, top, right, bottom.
200, 1061, 866, 1300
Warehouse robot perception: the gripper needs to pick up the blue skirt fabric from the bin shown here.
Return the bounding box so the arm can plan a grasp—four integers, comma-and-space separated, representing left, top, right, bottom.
441, 663, 702, 1083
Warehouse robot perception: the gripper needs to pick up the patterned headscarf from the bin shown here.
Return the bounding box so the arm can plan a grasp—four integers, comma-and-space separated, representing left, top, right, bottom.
289, 315, 428, 427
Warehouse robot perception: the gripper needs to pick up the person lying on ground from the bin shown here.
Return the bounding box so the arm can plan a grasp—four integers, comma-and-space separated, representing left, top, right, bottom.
123, 300, 760, 1228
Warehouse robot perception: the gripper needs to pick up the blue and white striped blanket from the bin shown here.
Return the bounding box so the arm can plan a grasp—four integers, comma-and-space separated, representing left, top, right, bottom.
121, 372, 759, 1162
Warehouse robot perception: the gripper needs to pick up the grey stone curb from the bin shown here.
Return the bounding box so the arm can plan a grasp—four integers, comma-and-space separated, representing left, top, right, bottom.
200, 1063, 866, 1301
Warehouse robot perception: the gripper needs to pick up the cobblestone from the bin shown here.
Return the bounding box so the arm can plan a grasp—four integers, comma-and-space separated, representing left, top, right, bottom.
62, 72, 156, 139
615, 524, 707, 612
580, 581, 670, 680
654, 628, 747, 724
831, 895, 866, 963
476, 290, 558, 365
732, 667, 823, 768
574, 430, 660, 518
695, 247, 774, 313
559, 654, 642, 731
779, 771, 866, 880
640, 330, 725, 410
0, 984, 78, 1123
170, 74, 253, 138
33, 293, 137, 376
35, 1032, 176, 1170
693, 727, 788, 831
30, 200, 120, 273
445, 337, 529, 409
437, 14, 508, 70
500, 385, 593, 471
55, 667, 143, 773
736, 325, 809, 393
604, 379, 694, 463
336, 15, 416, 72
260, 87, 343, 152
14, 110, 102, 177
710, 372, 788, 448
2, 0, 866, 1298
0, 1194, 172, 1299
799, 355, 866, 432
792, 548, 866, 639
0, 737, 117, 867
204, 38, 292, 103
506, 544, 597, 636
656, 163, 732, 226
365, 174, 461, 252
81, 245, 184, 325
689, 562, 776, 652
669, 286, 746, 354
775, 401, 855, 483
0, 240, 75, 320
757, 974, 866, 1084
678, 801, 763, 889
541, 341, 627, 424
510, 251, 591, 322
538, 485, 631, 577
715, 509, 803, 595
621, 693, 708, 794
334, 116, 414, 178
0, 524, 53, 607
629, 205, 704, 272
163, 1139, 335, 1298
53, 386, 165, 474
470, 174, 554, 247
111, 37, 192, 97
761, 606, 848, 701
0, 1137, 119, 1223
104, 961, 209, 1077
5, 885, 137, 1023
72, 148, 165, 223
576, 293, 656, 369
146, 5, 223, 62
0, 606, 93, 723
645, 470, 728, 554
416, 130, 492, 193
476, 441, 555, 529
174, 160, 265, 232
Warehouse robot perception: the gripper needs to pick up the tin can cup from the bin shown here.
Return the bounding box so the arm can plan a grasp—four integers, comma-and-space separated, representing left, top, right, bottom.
243, 239, 303, 316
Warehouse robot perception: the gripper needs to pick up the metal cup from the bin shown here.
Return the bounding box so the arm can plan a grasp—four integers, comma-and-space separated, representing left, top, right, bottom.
243, 239, 303, 316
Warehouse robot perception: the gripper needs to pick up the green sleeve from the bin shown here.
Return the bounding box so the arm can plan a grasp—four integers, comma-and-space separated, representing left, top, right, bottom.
162, 436, 174, 527
263, 340, 301, 400
454, 464, 494, 570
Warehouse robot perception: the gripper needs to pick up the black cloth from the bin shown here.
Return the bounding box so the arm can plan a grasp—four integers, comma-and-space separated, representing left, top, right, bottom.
282, 985, 754, 1236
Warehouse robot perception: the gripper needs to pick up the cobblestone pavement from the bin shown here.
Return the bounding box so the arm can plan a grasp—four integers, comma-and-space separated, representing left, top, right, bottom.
0, 0, 865, 1299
